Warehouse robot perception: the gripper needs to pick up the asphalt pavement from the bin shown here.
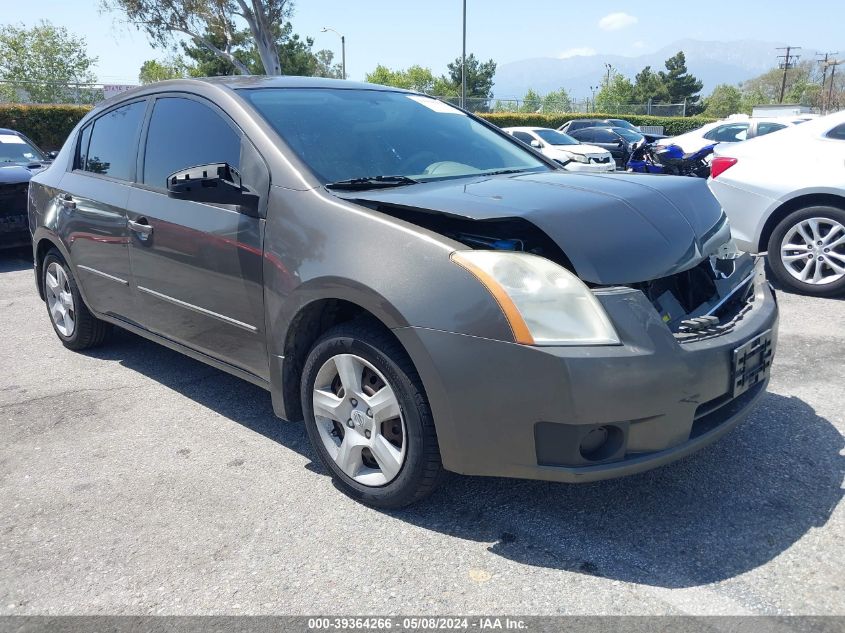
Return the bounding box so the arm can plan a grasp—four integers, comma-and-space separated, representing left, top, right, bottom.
0, 248, 843, 615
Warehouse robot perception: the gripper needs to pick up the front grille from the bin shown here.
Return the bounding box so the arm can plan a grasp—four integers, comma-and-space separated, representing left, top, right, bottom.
590, 156, 611, 164
632, 256, 758, 343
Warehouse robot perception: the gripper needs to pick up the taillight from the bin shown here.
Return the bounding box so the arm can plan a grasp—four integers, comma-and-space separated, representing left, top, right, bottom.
710, 157, 738, 179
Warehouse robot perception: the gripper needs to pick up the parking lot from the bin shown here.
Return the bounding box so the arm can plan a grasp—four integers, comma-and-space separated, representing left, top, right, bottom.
0, 247, 842, 616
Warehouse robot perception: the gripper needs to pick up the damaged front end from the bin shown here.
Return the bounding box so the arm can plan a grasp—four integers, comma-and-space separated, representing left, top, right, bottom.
365, 201, 760, 344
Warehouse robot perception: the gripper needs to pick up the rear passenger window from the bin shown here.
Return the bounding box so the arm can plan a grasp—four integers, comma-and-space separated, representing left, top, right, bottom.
573, 129, 594, 143
756, 122, 786, 136
84, 100, 146, 180
827, 124, 845, 140
511, 131, 535, 144
142, 97, 241, 190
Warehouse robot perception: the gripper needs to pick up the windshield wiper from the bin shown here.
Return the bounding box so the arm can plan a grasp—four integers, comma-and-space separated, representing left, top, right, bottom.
326, 175, 419, 190
481, 168, 533, 177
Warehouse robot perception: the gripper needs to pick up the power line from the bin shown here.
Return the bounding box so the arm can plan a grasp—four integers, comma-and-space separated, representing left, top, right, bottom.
776, 46, 801, 103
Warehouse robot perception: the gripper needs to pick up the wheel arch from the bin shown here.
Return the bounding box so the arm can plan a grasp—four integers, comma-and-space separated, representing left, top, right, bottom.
759, 193, 845, 252
33, 233, 70, 300
270, 292, 416, 424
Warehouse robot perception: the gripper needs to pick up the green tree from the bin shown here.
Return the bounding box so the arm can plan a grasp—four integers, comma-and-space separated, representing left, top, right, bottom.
445, 53, 497, 99
181, 22, 338, 78
632, 65, 670, 103
703, 84, 742, 118
365, 65, 436, 92
594, 71, 635, 112
519, 88, 542, 112
658, 52, 703, 112
101, 0, 292, 75
541, 88, 571, 113
0, 20, 98, 104
739, 60, 824, 110
138, 57, 190, 84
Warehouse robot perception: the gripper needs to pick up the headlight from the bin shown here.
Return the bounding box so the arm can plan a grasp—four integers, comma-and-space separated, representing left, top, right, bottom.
563, 151, 589, 164
451, 251, 620, 346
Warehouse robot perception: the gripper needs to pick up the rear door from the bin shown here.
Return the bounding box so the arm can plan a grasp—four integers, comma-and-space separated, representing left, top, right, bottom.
124, 94, 270, 378
57, 99, 146, 317
590, 129, 625, 165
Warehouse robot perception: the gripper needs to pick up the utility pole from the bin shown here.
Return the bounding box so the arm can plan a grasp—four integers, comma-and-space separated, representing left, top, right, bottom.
461, 0, 467, 109
777, 46, 801, 103
817, 52, 837, 113
604, 63, 613, 86
826, 59, 841, 113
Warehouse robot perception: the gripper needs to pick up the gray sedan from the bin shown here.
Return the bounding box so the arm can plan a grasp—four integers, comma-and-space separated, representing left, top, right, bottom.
28, 77, 777, 507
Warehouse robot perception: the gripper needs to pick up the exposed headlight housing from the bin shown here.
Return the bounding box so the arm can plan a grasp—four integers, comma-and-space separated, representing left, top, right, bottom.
451, 251, 620, 346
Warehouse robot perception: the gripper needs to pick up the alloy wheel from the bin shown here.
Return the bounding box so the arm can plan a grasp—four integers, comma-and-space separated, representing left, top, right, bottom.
779, 217, 845, 286
312, 353, 406, 486
45, 262, 76, 337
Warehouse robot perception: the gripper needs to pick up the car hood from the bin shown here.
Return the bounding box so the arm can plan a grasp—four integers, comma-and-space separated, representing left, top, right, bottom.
340, 171, 728, 285
0, 163, 46, 184
551, 144, 608, 156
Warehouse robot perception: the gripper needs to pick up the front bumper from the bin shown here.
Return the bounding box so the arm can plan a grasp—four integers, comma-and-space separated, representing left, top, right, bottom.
394, 260, 778, 482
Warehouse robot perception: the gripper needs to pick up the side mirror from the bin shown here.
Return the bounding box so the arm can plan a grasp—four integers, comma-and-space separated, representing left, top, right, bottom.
530, 140, 542, 148
167, 163, 259, 215
46, 150, 59, 160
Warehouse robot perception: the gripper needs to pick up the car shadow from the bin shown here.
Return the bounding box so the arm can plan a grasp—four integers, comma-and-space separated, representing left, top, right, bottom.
0, 247, 34, 273
86, 329, 843, 589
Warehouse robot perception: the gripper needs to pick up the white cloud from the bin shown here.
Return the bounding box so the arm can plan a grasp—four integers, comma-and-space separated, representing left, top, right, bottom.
598, 12, 638, 31
558, 47, 597, 59
632, 40, 646, 50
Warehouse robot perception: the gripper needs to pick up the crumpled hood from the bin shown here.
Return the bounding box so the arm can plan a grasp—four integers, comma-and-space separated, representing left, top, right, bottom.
0, 163, 45, 184
340, 171, 728, 285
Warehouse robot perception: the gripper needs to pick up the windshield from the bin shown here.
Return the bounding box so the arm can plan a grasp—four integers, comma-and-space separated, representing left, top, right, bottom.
0, 133, 45, 164
533, 129, 579, 146
240, 88, 548, 185
609, 119, 639, 132
613, 128, 644, 143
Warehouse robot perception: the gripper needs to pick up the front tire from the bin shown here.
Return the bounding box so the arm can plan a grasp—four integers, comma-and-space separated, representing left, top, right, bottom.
300, 322, 445, 508
42, 249, 110, 350
767, 206, 845, 297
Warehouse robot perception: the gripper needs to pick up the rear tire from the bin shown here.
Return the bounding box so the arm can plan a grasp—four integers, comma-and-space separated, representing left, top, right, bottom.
42, 249, 110, 350
300, 321, 445, 508
767, 206, 845, 297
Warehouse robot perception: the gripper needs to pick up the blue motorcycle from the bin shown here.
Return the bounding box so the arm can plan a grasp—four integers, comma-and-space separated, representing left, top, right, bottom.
627, 142, 716, 178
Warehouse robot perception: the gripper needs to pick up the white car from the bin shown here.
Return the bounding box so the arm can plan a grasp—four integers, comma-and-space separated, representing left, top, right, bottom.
503, 127, 615, 172
660, 116, 805, 154
708, 111, 845, 297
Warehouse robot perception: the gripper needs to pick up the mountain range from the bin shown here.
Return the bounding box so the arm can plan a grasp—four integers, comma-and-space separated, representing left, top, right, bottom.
492, 39, 818, 101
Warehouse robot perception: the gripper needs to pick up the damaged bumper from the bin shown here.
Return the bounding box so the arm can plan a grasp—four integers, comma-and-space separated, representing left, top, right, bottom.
393, 257, 777, 483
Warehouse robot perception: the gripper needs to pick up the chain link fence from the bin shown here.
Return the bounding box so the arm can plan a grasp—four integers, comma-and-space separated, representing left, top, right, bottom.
0, 80, 140, 105
2, 79, 689, 117
436, 96, 687, 116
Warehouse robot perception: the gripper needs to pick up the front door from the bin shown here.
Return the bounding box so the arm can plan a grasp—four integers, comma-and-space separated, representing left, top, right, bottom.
57, 99, 147, 318
125, 95, 269, 378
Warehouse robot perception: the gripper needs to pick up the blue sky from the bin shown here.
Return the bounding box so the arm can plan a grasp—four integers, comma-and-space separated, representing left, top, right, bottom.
3, 1, 844, 84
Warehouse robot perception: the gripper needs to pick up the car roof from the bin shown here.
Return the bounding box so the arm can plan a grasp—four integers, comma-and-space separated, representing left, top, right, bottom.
102, 76, 408, 104
0, 128, 22, 135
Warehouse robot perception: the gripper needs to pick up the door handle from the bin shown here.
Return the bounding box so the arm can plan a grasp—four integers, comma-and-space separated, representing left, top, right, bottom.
59, 194, 76, 210
128, 218, 154, 238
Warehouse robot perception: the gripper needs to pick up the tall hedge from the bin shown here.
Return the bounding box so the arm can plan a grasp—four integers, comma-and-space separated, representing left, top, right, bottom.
0, 103, 715, 151
479, 112, 716, 136
0, 104, 92, 151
